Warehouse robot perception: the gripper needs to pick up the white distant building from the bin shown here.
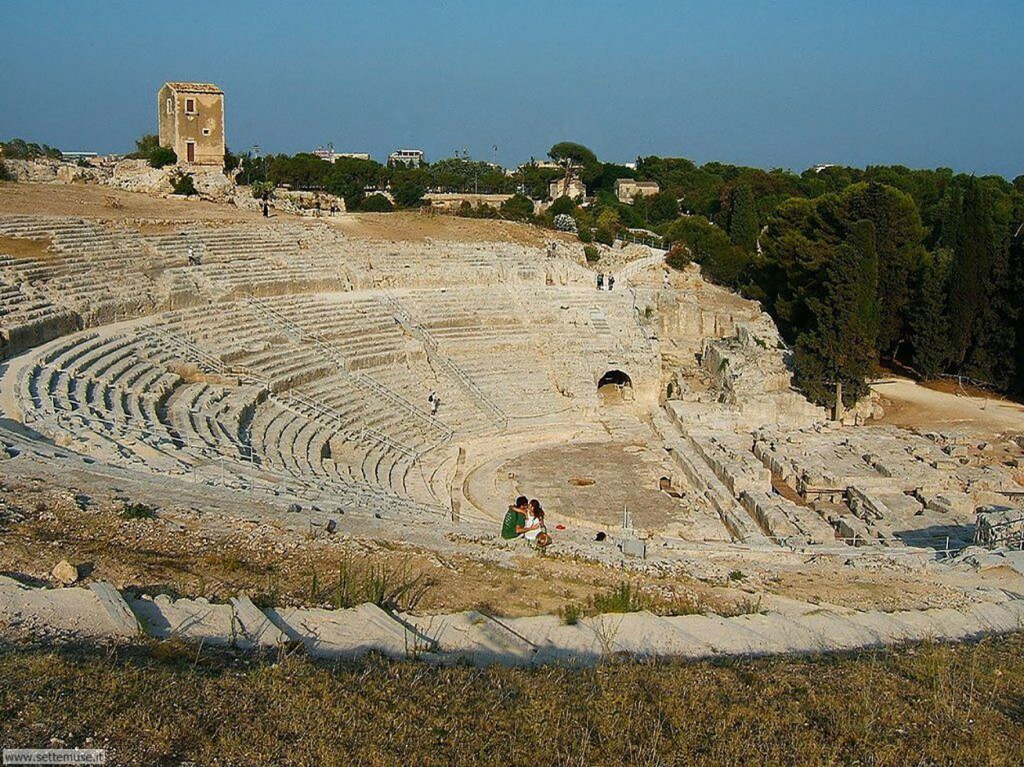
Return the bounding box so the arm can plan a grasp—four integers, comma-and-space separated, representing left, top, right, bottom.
388, 149, 425, 167
60, 151, 99, 162
313, 147, 372, 162
518, 159, 562, 172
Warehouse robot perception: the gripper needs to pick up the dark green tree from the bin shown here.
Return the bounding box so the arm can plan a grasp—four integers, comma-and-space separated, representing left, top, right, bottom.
359, 194, 394, 212
844, 182, 924, 356
728, 184, 758, 251
223, 147, 240, 173
499, 194, 534, 221
1011, 231, 1024, 394
547, 142, 598, 168
965, 227, 1015, 387
947, 177, 995, 366
908, 249, 952, 378
236, 154, 268, 186
794, 219, 879, 407
148, 146, 177, 169
392, 179, 426, 208
548, 196, 576, 217
646, 190, 680, 226
547, 142, 603, 188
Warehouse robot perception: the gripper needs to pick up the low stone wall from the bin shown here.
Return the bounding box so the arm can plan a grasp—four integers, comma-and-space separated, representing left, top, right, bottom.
3, 575, 1023, 666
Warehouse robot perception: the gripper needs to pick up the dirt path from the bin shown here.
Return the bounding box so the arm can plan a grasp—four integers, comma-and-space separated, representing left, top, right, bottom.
872, 377, 1024, 440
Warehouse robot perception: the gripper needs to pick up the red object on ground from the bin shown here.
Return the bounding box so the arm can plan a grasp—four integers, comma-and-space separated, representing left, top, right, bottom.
555, 524, 566, 530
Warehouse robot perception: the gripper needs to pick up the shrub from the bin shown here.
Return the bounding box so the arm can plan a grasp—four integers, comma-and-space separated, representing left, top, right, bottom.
121, 502, 157, 520
0, 160, 14, 182
309, 554, 436, 612
553, 213, 577, 233
594, 226, 614, 245
499, 193, 534, 221
590, 581, 647, 614
392, 180, 426, 208
583, 245, 601, 263
577, 225, 593, 243
360, 194, 394, 212
250, 181, 275, 200
170, 171, 197, 196
131, 134, 160, 160
149, 146, 177, 169
560, 603, 582, 626
223, 147, 240, 173
666, 242, 691, 271
548, 195, 576, 216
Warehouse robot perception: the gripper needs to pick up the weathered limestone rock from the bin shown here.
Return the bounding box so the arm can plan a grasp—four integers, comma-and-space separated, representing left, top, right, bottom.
51, 560, 81, 585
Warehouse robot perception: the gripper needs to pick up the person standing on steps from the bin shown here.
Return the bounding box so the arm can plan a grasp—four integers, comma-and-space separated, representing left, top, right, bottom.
597, 272, 604, 290
608, 275, 615, 291
262, 198, 270, 218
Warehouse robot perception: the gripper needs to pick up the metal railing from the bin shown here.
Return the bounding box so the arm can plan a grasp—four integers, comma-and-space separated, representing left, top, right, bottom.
275, 388, 418, 459
247, 296, 455, 444
376, 291, 508, 428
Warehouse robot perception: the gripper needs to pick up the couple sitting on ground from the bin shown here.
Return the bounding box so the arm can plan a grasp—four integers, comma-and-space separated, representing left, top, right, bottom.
501, 495, 551, 548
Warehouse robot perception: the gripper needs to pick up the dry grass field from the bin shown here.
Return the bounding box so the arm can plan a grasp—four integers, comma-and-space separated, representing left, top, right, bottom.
1, 635, 1022, 766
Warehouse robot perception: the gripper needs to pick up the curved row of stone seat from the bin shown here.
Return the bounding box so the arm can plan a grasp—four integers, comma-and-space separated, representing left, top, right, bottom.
295, 373, 441, 453
248, 293, 411, 370
161, 381, 265, 464
4, 575, 1021, 666
246, 398, 429, 502
19, 331, 439, 512
22, 333, 198, 472
0, 276, 79, 359
386, 288, 612, 420
144, 225, 306, 263
160, 299, 459, 446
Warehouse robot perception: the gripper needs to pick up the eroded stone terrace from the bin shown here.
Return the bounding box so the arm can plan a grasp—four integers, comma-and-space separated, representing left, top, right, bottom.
0, 209, 1022, 611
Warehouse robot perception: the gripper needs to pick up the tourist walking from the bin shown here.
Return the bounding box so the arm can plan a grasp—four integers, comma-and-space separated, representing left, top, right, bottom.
597, 272, 604, 290
608, 275, 615, 291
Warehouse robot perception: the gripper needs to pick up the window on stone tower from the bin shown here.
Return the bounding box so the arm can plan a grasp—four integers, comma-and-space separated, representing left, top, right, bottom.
166, 98, 172, 115
185, 98, 196, 115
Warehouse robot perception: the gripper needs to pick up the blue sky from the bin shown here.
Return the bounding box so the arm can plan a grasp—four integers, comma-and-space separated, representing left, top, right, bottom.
1, 0, 1021, 176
